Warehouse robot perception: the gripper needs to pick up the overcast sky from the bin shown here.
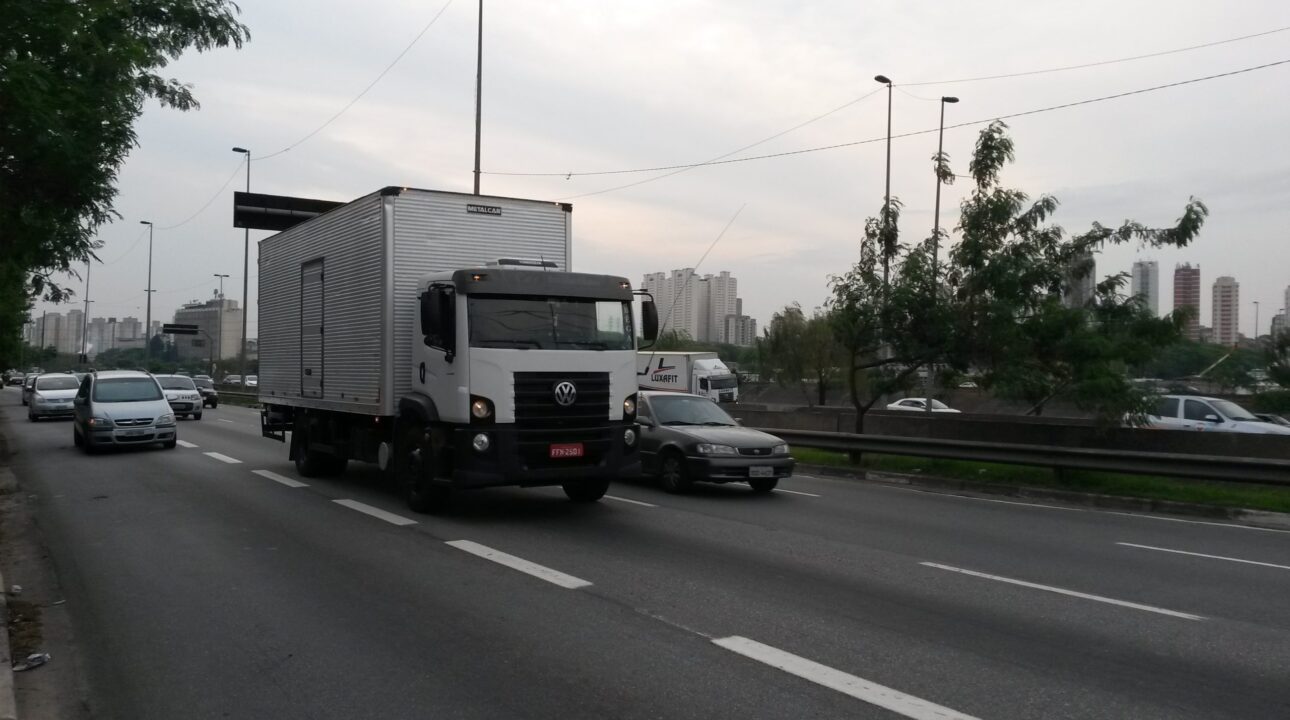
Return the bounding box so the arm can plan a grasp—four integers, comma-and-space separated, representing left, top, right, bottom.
36, 0, 1290, 340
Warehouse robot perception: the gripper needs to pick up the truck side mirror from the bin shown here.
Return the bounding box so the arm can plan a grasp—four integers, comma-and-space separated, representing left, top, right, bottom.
642, 300, 658, 343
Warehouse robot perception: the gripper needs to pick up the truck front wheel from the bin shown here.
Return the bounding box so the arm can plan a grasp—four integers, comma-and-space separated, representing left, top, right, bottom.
400, 423, 450, 514
563, 478, 610, 503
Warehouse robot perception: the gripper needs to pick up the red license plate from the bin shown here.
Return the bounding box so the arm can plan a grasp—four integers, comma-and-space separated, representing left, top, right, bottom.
549, 443, 584, 459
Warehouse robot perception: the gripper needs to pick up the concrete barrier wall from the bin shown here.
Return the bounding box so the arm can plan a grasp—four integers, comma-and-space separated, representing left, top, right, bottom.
734, 406, 1290, 461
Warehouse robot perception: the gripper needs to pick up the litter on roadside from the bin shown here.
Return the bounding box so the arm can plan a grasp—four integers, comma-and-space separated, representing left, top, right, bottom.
13, 652, 50, 672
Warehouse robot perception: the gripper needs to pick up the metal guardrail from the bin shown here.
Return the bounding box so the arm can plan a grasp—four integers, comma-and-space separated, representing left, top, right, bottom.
217, 390, 259, 403
759, 428, 1290, 485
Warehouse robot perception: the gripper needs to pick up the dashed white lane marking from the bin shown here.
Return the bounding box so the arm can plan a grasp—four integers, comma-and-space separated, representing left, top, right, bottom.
252, 469, 308, 488
446, 540, 592, 589
921, 562, 1204, 621
777, 488, 820, 497
333, 499, 417, 526
713, 636, 980, 720
175, 440, 199, 448
605, 495, 657, 508
203, 452, 242, 464
217, 419, 236, 424
1118, 542, 1290, 571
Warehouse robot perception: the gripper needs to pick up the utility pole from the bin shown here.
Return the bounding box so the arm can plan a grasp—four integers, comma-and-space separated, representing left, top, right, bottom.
81, 260, 92, 363
473, 0, 483, 195
874, 74, 893, 286
214, 273, 229, 375
926, 95, 959, 413
141, 220, 155, 359
232, 147, 251, 385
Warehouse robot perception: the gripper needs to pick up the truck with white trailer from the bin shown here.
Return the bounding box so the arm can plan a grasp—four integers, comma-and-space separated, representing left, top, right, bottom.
257, 187, 658, 512
636, 351, 738, 403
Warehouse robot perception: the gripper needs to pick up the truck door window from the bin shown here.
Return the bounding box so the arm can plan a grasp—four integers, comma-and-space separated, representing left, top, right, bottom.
699, 378, 709, 391
423, 287, 455, 352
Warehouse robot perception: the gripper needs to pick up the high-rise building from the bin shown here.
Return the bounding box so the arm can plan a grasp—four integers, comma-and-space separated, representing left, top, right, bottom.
172, 295, 244, 362
1271, 312, 1287, 339
642, 268, 752, 344
1130, 260, 1159, 316
1062, 251, 1096, 308
1211, 276, 1239, 347
1173, 263, 1201, 341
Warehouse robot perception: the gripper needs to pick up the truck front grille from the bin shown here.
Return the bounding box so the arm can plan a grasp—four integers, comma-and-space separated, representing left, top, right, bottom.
514, 372, 612, 469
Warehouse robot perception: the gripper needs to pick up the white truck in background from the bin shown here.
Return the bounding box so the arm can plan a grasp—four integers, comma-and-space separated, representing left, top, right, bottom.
257, 187, 658, 513
636, 351, 739, 403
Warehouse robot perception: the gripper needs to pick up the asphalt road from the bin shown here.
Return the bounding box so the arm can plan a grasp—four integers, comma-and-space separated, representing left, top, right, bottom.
3, 389, 1289, 719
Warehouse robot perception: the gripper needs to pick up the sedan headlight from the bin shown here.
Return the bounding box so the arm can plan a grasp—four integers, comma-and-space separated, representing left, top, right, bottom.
156, 413, 176, 426
696, 443, 738, 455
773, 443, 790, 455
88, 416, 114, 428
32, 393, 47, 404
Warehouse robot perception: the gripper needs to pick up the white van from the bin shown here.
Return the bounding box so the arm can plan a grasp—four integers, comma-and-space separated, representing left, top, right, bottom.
1145, 395, 1290, 435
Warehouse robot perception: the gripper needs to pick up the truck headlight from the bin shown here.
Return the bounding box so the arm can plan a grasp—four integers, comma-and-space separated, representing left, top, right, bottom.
623, 428, 637, 446
696, 443, 737, 456
471, 432, 491, 452
623, 395, 637, 418
470, 396, 493, 422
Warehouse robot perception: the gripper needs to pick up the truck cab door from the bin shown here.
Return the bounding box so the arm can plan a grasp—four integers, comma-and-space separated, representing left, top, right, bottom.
415, 284, 458, 411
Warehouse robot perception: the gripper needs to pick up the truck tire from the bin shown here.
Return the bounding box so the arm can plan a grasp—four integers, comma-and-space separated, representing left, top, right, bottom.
563, 478, 610, 503
748, 477, 779, 493
294, 421, 331, 478
659, 451, 692, 494
400, 423, 450, 514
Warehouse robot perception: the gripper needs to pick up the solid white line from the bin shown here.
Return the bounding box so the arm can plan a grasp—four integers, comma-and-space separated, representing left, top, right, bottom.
203, 452, 242, 464
604, 495, 657, 507
1117, 542, 1290, 571
252, 469, 308, 488
217, 418, 236, 424
446, 540, 592, 589
921, 562, 1204, 621
175, 440, 199, 448
713, 636, 979, 720
333, 499, 417, 526
777, 488, 821, 497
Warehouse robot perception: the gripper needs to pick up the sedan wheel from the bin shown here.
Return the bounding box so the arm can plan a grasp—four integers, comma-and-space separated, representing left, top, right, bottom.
659, 452, 692, 494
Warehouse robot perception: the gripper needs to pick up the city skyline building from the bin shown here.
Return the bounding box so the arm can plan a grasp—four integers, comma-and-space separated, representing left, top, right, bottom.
641, 268, 756, 345
1173, 263, 1201, 341
1130, 259, 1159, 316
1211, 275, 1239, 347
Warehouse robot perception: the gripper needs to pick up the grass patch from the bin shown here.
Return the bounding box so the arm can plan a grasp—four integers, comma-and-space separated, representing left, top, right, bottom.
792, 447, 1290, 514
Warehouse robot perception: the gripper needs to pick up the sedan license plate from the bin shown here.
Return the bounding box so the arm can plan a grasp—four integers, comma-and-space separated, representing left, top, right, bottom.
749, 466, 773, 478
122, 429, 146, 437
549, 443, 584, 459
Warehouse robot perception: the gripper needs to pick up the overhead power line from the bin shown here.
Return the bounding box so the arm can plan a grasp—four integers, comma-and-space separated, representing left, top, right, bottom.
904, 24, 1290, 87
255, 0, 455, 161
486, 58, 1290, 180
158, 157, 247, 230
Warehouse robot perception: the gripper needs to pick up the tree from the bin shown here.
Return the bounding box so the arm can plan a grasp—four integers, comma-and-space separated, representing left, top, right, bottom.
943, 121, 1207, 421
763, 305, 809, 401
0, 1, 250, 361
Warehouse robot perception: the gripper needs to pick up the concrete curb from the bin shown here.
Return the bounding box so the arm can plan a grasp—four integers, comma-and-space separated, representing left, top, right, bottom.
0, 565, 15, 720
798, 463, 1290, 531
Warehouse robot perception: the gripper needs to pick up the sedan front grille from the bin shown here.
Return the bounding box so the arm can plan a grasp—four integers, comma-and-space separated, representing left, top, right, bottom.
114, 418, 154, 427
737, 446, 774, 457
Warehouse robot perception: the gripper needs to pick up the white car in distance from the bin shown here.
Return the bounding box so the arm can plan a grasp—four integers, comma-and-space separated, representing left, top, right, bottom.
1144, 395, 1290, 435
886, 398, 961, 413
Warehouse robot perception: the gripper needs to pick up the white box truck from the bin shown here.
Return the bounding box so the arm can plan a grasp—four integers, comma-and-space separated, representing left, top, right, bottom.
258, 187, 658, 512
636, 351, 738, 403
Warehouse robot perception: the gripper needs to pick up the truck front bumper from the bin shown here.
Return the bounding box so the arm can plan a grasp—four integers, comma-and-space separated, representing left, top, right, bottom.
449, 423, 641, 489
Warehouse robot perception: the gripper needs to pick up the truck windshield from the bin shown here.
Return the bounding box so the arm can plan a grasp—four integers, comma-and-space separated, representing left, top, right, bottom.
468, 296, 634, 351
708, 376, 737, 389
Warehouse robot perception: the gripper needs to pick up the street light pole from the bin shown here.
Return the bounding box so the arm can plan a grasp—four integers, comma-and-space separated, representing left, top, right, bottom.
232, 147, 251, 386
1253, 300, 1260, 341
473, 0, 483, 195
874, 74, 893, 282
925, 95, 959, 413
140, 220, 154, 360
81, 260, 92, 363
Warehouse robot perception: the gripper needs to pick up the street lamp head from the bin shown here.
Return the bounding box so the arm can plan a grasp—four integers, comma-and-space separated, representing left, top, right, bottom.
140, 220, 152, 226
874, 74, 891, 85
231, 146, 249, 154
942, 96, 960, 104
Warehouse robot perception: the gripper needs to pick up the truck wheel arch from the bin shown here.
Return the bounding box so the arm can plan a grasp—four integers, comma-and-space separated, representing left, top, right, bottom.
398, 393, 440, 426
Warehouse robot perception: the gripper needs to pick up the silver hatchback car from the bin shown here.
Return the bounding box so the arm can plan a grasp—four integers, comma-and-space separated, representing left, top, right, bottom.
28, 373, 81, 421
72, 371, 178, 452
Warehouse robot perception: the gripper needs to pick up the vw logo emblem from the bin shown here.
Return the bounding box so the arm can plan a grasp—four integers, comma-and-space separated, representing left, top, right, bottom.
553, 381, 577, 407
